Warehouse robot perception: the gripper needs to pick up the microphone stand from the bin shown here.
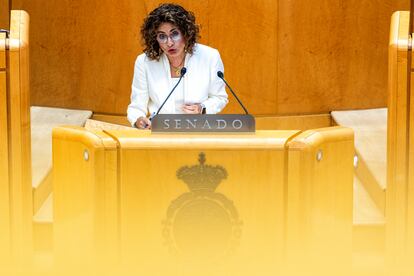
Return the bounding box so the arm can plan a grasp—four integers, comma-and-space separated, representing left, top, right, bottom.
217, 71, 249, 115
151, 67, 187, 120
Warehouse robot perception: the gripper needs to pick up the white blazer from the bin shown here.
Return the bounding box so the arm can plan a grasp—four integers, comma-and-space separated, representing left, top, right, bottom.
127, 44, 228, 126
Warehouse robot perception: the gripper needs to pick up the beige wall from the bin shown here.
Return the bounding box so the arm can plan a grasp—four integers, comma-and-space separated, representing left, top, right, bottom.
8, 0, 410, 115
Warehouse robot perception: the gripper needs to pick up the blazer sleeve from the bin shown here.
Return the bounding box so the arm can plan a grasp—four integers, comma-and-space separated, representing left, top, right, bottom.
202, 50, 229, 114
127, 55, 149, 126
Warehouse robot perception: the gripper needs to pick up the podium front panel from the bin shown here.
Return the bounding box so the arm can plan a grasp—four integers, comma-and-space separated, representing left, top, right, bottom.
111, 130, 297, 275
52, 127, 354, 274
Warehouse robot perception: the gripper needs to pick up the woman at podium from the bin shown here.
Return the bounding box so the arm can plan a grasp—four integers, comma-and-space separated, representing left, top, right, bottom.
127, 3, 228, 129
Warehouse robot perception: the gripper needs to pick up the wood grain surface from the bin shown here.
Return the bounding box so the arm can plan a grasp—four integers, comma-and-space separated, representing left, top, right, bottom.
386, 10, 414, 273
0, 32, 10, 262
0, 0, 9, 30
7, 0, 409, 115
53, 126, 119, 266
5, 10, 33, 261
386, 11, 409, 268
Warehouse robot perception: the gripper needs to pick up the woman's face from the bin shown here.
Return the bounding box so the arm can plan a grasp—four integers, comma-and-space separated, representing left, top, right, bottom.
156, 22, 186, 59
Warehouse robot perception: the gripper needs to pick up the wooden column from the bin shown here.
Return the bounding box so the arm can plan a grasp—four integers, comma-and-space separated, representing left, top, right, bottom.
0, 30, 11, 264
7, 10, 32, 261
406, 9, 414, 273
385, 10, 414, 274
387, 11, 410, 273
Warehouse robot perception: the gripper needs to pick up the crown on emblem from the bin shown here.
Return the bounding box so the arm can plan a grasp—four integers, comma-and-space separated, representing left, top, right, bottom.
176, 152, 227, 192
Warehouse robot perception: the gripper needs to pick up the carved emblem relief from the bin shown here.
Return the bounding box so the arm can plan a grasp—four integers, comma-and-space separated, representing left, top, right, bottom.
162, 153, 243, 262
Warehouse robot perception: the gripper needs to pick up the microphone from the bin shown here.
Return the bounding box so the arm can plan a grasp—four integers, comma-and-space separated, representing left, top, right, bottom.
150, 67, 187, 120
217, 71, 249, 114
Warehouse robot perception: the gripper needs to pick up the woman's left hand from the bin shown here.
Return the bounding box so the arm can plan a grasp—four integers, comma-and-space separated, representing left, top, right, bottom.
182, 103, 202, 114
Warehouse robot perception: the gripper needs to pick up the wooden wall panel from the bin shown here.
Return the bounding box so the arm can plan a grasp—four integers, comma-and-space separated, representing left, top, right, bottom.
0, 0, 9, 30
208, 0, 278, 114
13, 0, 143, 113
278, 0, 409, 115
12, 0, 410, 115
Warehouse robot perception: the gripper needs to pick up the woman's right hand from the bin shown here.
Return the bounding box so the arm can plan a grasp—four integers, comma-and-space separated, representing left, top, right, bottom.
135, 116, 151, 129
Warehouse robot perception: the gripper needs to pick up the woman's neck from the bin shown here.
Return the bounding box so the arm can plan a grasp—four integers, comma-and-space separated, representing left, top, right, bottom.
167, 54, 185, 68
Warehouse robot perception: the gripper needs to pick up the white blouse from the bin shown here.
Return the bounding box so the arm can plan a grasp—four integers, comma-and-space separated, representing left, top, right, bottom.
171, 77, 184, 114
127, 43, 228, 126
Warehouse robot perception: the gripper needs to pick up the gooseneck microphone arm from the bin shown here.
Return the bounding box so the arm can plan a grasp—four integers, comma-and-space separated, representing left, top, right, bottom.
151, 67, 187, 120
217, 71, 249, 115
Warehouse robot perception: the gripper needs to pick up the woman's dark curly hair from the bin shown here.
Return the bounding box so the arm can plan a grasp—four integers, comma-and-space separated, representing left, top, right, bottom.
141, 3, 200, 60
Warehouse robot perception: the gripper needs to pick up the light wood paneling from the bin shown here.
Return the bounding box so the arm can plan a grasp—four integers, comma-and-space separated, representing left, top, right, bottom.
12, 0, 409, 115
8, 10, 32, 260
32, 194, 53, 251
286, 126, 354, 275
0, 9, 33, 264
13, 0, 148, 113
52, 126, 354, 273
278, 0, 408, 114
0, 0, 9, 30
32, 170, 52, 214
208, 0, 278, 114
120, 149, 286, 274
255, 113, 331, 130
408, 55, 414, 274
0, 32, 5, 68
0, 32, 10, 262
386, 11, 410, 271
386, 9, 414, 274
52, 126, 119, 270
91, 113, 131, 126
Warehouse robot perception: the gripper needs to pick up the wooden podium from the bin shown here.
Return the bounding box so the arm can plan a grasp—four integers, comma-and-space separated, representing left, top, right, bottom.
52, 126, 353, 275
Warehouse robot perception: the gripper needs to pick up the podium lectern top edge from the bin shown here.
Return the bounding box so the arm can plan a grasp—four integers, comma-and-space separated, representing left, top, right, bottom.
288, 126, 354, 150
103, 129, 298, 150
53, 126, 118, 149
